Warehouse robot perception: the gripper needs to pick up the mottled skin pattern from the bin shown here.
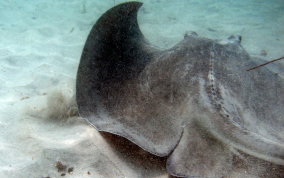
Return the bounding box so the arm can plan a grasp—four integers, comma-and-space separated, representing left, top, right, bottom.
76, 2, 284, 177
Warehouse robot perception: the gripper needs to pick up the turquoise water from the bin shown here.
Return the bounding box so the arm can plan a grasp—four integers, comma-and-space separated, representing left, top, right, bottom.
0, 0, 283, 177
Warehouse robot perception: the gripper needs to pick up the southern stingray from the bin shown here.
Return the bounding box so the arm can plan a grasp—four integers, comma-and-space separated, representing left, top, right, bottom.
76, 2, 284, 177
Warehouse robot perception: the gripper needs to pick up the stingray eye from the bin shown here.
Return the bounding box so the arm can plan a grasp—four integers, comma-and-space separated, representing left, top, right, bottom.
236, 35, 242, 43
184, 31, 198, 39
227, 35, 242, 44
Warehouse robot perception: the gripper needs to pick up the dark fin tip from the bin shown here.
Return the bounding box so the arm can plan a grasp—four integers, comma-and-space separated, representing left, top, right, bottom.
76, 1, 158, 115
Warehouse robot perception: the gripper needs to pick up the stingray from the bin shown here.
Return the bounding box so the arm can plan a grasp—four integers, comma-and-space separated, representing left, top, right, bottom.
76, 2, 284, 177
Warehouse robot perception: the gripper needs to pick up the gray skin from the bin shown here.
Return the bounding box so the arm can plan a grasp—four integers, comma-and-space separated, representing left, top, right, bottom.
76, 2, 284, 177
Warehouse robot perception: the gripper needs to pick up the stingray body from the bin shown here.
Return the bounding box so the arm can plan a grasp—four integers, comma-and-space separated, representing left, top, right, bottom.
76, 2, 284, 177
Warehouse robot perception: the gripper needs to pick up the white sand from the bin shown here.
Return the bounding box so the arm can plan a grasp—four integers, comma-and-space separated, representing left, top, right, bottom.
0, 0, 283, 177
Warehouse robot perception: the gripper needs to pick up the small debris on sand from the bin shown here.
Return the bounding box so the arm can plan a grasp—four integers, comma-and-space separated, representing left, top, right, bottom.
68, 167, 74, 174
20, 96, 30, 100
260, 49, 268, 56
55, 161, 67, 172
207, 27, 217, 32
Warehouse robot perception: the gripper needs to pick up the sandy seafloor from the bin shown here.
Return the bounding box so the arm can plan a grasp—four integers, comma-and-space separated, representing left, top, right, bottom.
0, 0, 283, 177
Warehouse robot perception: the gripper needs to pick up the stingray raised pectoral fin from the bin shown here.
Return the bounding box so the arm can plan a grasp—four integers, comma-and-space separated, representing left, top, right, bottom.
76, 2, 184, 156
76, 1, 284, 177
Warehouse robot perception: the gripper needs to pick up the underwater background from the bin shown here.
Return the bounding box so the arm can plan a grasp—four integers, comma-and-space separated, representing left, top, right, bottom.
0, 0, 283, 177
